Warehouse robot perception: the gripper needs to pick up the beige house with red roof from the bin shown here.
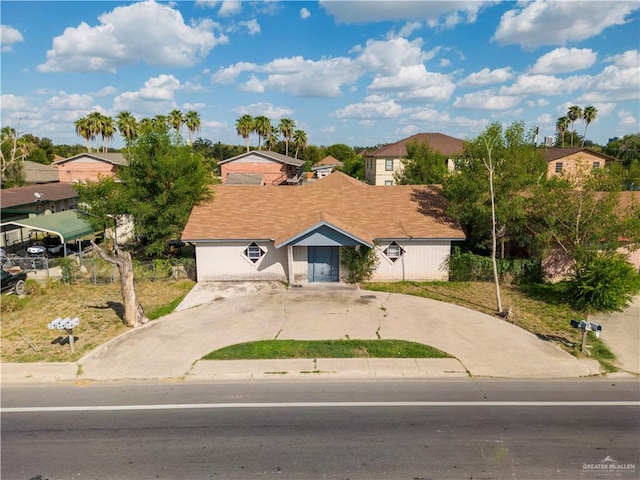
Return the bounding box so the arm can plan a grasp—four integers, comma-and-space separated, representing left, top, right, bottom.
364, 133, 464, 186
182, 172, 465, 283
544, 147, 617, 180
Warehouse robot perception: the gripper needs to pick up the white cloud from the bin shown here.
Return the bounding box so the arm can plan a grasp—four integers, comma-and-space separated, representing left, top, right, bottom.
195, 1, 219, 8
95, 86, 117, 97
46, 92, 94, 110
233, 102, 295, 119
588, 64, 640, 99
139, 74, 182, 101
0, 25, 24, 52
493, 1, 640, 49
355, 37, 430, 75
459, 67, 513, 86
0, 94, 30, 111
618, 110, 637, 126
300, 8, 311, 20
212, 62, 258, 84
335, 96, 403, 119
604, 49, 640, 68
453, 89, 523, 110
37, 1, 226, 73
112, 74, 185, 114
239, 19, 260, 35
530, 48, 597, 74
368, 65, 456, 103
319, 1, 491, 29
218, 1, 241, 17
499, 74, 580, 96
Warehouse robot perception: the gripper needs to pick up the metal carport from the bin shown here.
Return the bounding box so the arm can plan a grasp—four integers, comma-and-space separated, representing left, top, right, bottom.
1, 210, 95, 256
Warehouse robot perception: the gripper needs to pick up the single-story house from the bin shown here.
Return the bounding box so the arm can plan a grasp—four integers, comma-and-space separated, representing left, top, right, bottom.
363, 133, 464, 186
312, 155, 344, 178
182, 172, 465, 283
219, 150, 305, 186
23, 161, 59, 185
544, 147, 618, 179
52, 152, 128, 183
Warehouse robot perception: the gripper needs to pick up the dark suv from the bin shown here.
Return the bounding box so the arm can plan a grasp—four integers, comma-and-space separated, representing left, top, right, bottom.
1, 268, 27, 295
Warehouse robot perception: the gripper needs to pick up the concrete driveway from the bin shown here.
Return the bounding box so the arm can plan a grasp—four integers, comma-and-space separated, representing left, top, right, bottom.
76, 283, 601, 381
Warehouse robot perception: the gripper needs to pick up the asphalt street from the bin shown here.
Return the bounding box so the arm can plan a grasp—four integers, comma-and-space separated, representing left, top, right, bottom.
2, 380, 639, 480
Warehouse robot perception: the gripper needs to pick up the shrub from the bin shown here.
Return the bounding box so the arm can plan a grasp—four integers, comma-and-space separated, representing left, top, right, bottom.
447, 248, 543, 284
567, 250, 640, 313
340, 246, 379, 284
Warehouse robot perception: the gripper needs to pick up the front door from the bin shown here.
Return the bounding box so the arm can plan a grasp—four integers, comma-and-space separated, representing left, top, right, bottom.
308, 246, 339, 282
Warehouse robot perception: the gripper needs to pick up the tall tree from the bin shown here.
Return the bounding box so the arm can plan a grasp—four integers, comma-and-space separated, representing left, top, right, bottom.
266, 125, 278, 151
152, 115, 169, 134
86, 111, 105, 152
184, 111, 201, 145
236, 114, 254, 152
567, 105, 582, 147
253, 116, 271, 150
293, 129, 307, 159
1, 126, 31, 187
278, 118, 295, 157
74, 117, 93, 152
100, 115, 115, 153
116, 111, 139, 145
556, 116, 569, 148
168, 109, 184, 135
394, 140, 447, 185
581, 106, 598, 147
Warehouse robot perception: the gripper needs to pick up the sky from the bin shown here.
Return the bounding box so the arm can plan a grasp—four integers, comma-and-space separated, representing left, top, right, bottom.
1, 0, 639, 151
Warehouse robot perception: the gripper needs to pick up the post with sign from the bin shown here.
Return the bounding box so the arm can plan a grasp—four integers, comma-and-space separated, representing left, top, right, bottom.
48, 317, 80, 352
569, 319, 602, 355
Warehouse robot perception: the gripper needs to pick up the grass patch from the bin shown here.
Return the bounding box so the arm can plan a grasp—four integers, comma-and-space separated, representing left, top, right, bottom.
203, 339, 451, 360
1, 279, 195, 363
147, 292, 189, 320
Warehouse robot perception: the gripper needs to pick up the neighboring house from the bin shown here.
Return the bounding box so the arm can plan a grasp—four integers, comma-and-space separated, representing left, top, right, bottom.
182, 171, 465, 284
364, 133, 464, 186
0, 183, 80, 248
23, 161, 59, 185
219, 151, 305, 186
544, 147, 618, 180
312, 155, 344, 179
52, 152, 128, 183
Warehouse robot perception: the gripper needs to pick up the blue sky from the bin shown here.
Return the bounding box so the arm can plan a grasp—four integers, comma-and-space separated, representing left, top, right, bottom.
1, 0, 639, 150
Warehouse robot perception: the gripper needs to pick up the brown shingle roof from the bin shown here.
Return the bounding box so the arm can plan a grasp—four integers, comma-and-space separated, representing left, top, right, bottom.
366, 133, 464, 158
543, 147, 618, 163
182, 172, 465, 244
316, 155, 344, 167
1, 183, 78, 208
219, 150, 305, 167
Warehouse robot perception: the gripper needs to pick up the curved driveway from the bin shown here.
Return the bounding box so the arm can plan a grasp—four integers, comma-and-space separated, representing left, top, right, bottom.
77, 283, 601, 381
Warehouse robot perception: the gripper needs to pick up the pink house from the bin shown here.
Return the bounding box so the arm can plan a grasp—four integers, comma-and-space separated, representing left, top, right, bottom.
52, 152, 128, 183
219, 151, 305, 186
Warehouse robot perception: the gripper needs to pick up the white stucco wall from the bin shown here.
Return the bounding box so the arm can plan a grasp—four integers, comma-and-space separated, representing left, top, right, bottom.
371, 240, 452, 281
195, 241, 288, 282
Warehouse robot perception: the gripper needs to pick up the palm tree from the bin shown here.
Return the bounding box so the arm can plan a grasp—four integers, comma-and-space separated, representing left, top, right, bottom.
116, 111, 139, 145
74, 117, 92, 152
184, 111, 201, 145
567, 105, 582, 147
581, 106, 598, 147
278, 118, 295, 157
253, 115, 272, 150
139, 117, 154, 135
266, 125, 278, 151
555, 116, 569, 148
168, 109, 184, 135
236, 114, 254, 152
293, 129, 307, 159
100, 115, 115, 153
152, 115, 168, 134
86, 111, 105, 151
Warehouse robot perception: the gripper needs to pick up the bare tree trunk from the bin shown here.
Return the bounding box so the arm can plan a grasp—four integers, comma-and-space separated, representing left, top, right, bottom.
482, 136, 503, 314
91, 241, 148, 327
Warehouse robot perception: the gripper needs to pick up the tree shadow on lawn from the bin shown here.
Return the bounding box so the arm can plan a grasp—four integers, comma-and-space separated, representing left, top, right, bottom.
518, 282, 572, 308
90, 301, 126, 324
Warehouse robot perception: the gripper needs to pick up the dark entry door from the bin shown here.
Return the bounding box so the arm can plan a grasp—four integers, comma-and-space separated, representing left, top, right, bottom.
308, 246, 339, 282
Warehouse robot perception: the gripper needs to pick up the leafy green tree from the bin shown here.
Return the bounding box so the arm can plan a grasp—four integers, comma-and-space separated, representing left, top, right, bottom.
567, 105, 582, 147
326, 143, 353, 162
556, 117, 569, 147
443, 121, 547, 257
116, 111, 139, 146
603, 134, 640, 167
236, 114, 254, 152
168, 109, 184, 134
118, 131, 212, 256
394, 140, 447, 185
293, 129, 307, 159
74, 117, 93, 152
1, 126, 32, 187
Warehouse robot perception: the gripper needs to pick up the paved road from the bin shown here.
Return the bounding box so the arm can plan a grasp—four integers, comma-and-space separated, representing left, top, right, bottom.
2, 380, 638, 480
72, 283, 600, 381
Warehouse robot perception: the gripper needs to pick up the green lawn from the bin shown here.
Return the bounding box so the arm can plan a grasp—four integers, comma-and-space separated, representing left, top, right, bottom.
203, 339, 451, 360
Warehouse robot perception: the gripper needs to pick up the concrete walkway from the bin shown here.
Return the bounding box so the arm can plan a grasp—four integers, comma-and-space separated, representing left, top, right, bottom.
2, 282, 603, 384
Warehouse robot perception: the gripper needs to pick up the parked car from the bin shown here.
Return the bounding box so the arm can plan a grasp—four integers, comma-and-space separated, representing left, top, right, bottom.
1, 268, 27, 295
